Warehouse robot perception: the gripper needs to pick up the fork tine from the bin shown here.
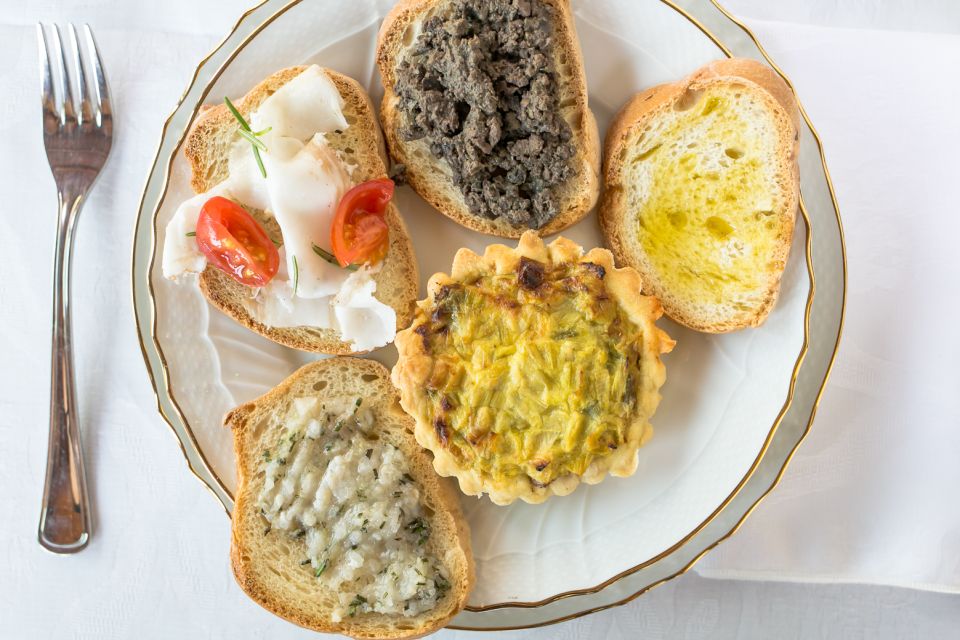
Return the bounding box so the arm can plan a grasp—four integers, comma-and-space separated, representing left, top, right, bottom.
68, 24, 93, 125
82, 25, 111, 122
51, 24, 76, 124
37, 24, 59, 125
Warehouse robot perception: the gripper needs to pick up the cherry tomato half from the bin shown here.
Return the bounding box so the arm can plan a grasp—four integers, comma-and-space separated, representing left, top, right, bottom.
195, 196, 280, 287
330, 178, 394, 268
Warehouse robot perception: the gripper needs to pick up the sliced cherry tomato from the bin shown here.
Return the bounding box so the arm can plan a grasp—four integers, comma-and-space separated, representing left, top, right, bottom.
330, 178, 394, 268
195, 196, 280, 287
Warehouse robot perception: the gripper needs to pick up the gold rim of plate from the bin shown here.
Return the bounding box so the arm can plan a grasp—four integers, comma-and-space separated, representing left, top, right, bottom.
130, 0, 847, 630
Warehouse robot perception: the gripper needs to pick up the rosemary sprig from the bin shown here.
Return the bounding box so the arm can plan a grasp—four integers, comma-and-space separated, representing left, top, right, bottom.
312, 243, 359, 271
224, 96, 268, 178
292, 255, 299, 296
237, 127, 268, 151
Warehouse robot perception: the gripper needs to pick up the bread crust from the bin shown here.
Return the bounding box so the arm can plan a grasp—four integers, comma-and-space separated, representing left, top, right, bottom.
184, 66, 419, 353
227, 358, 475, 639
376, 0, 600, 238
392, 231, 674, 505
599, 58, 800, 333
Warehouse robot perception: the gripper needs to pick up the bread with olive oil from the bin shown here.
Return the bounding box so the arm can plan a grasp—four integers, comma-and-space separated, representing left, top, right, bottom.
600, 58, 800, 332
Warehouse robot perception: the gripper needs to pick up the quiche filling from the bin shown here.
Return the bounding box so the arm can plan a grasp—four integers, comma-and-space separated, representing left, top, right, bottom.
412, 258, 646, 488
257, 397, 450, 622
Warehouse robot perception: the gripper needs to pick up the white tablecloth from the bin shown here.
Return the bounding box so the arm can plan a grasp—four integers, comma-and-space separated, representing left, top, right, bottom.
2, 1, 959, 637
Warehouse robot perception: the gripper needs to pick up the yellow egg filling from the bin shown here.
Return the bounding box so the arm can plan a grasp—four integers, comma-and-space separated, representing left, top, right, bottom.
412, 260, 646, 487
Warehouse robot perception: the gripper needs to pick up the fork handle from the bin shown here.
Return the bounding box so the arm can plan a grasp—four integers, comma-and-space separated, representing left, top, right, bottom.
38, 187, 91, 553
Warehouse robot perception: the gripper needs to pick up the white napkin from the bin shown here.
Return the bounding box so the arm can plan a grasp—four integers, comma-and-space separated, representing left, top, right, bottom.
694, 16, 960, 592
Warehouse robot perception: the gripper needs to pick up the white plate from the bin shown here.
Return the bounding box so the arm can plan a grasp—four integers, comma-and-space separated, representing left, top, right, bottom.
133, 0, 845, 630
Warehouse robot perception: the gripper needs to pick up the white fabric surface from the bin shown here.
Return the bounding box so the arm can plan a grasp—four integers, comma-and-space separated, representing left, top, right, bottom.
694, 14, 960, 592
1, 0, 958, 637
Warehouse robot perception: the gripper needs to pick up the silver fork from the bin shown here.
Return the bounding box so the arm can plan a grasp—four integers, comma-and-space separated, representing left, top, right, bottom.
36, 23, 112, 554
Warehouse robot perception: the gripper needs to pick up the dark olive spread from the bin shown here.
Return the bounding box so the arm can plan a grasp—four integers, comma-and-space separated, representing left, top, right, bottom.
395, 0, 576, 229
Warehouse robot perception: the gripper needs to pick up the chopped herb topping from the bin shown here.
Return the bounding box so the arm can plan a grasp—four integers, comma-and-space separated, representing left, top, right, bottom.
348, 595, 368, 617
315, 558, 328, 577
434, 574, 450, 596
405, 517, 430, 545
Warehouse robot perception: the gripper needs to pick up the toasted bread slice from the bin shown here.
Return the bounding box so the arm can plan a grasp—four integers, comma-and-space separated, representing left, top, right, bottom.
185, 66, 419, 353
226, 358, 474, 639
600, 58, 800, 332
376, 0, 600, 238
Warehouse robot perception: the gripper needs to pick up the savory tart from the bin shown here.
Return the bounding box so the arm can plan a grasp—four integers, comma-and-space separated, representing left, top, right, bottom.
392, 232, 674, 505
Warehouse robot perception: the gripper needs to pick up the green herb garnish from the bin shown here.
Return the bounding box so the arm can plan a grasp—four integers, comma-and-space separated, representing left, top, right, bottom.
291, 255, 299, 296
185, 231, 196, 237
237, 127, 268, 151
405, 517, 430, 545
224, 96, 267, 178
348, 595, 368, 617
315, 558, 328, 577
312, 243, 359, 271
